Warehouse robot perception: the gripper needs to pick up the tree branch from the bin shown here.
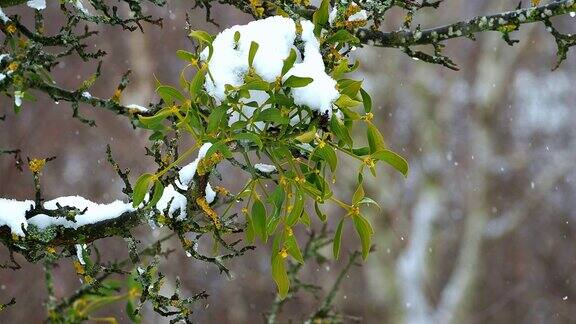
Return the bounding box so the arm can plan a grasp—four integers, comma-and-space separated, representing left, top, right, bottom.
357, 0, 576, 47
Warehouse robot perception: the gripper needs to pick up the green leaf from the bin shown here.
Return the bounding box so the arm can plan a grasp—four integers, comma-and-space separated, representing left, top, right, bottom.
255, 108, 289, 124
281, 49, 297, 76
332, 58, 350, 79
335, 94, 362, 108
286, 192, 304, 226
353, 214, 373, 260
352, 183, 364, 205
267, 216, 282, 235
245, 218, 255, 243
189, 30, 214, 44
283, 75, 313, 88
157, 86, 185, 104
190, 65, 207, 101
285, 234, 304, 263
333, 218, 344, 259
358, 197, 381, 209
138, 108, 173, 127
325, 29, 360, 45
132, 173, 154, 207
371, 149, 409, 177
234, 31, 241, 43
205, 140, 233, 158
338, 79, 363, 98
294, 127, 317, 143
240, 80, 269, 91
300, 210, 311, 227
148, 180, 165, 207
207, 105, 228, 133
352, 146, 371, 156
367, 123, 386, 154
360, 88, 372, 113
271, 254, 290, 299
329, 117, 353, 147
314, 201, 327, 222
176, 50, 197, 63
189, 30, 214, 60
126, 300, 141, 323
314, 145, 337, 172
232, 132, 263, 149
312, 0, 330, 35
248, 41, 259, 68
252, 199, 267, 242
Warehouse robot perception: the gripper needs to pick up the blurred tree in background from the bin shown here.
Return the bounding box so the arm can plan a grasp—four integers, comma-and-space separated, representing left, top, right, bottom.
1, 0, 576, 323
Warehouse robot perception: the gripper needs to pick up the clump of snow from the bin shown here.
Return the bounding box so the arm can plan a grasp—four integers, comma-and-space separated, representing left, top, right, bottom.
328, 8, 338, 26
0, 7, 9, 23
254, 163, 276, 173
202, 16, 339, 117
0, 143, 220, 236
178, 143, 212, 185
73, 0, 89, 14
156, 142, 216, 219
0, 197, 133, 237
126, 104, 148, 112
27, 0, 46, 10
75, 244, 87, 264
0, 74, 5, 82
348, 9, 367, 22
202, 16, 296, 102
14, 90, 23, 107
81, 91, 92, 99
28, 196, 134, 230
0, 199, 34, 236
0, 54, 9, 62
283, 21, 339, 116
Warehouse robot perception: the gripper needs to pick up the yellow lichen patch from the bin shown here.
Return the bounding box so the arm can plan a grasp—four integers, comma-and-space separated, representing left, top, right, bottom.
18, 37, 28, 48
498, 23, 518, 33
28, 158, 46, 173
7, 62, 19, 72
196, 197, 221, 229
531, 0, 540, 6
215, 186, 230, 196
249, 0, 265, 17
73, 260, 85, 275
295, 21, 303, 35
345, 2, 361, 16
6, 24, 17, 34
328, 47, 343, 61
344, 20, 367, 29
196, 152, 224, 175
156, 214, 169, 225
111, 88, 122, 102
46, 246, 56, 254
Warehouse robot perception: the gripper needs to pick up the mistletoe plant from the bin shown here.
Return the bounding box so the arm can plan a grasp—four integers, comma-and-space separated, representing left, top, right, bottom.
131, 3, 408, 298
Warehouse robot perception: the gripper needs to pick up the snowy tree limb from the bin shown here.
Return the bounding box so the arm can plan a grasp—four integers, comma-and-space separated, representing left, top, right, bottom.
357, 0, 576, 47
